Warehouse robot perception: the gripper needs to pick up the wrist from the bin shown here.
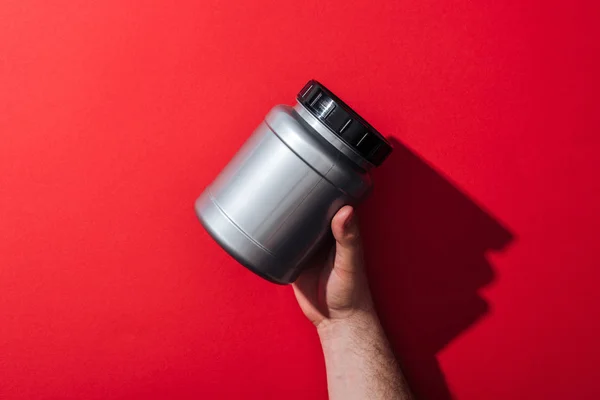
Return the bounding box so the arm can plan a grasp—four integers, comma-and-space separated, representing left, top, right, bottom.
317, 307, 380, 343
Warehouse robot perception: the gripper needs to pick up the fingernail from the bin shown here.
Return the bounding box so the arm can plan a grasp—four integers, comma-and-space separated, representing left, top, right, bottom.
343, 208, 354, 230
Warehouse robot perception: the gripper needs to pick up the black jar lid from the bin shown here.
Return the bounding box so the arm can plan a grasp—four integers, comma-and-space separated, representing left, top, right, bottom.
297, 80, 392, 166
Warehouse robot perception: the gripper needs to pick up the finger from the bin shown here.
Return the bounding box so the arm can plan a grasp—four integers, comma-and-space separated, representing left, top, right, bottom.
292, 267, 319, 302
292, 267, 323, 323
330, 205, 364, 274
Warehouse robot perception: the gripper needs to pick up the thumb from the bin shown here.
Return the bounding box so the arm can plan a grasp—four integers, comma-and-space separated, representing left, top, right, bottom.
331, 206, 364, 274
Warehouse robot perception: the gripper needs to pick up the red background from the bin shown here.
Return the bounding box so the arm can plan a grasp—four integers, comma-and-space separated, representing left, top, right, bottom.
1, 1, 599, 399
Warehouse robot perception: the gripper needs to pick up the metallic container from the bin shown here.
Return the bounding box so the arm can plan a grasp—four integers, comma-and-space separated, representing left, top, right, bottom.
195, 80, 392, 283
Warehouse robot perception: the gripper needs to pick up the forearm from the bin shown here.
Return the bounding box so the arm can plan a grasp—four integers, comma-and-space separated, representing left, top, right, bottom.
318, 311, 413, 400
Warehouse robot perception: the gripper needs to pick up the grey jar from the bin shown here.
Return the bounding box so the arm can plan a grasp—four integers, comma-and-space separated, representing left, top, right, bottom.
195, 80, 392, 284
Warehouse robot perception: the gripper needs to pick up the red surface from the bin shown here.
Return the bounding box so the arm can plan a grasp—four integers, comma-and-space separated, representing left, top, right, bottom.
1, 1, 599, 399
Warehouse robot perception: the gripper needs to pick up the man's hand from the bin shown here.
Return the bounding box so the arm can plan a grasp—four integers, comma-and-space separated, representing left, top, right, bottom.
292, 205, 374, 328
292, 205, 413, 400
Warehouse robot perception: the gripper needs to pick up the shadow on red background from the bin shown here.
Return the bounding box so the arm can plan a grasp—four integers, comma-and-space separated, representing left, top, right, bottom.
360, 138, 514, 399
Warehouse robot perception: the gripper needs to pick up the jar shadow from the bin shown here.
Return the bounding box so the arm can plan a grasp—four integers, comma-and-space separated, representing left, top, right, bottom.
360, 138, 514, 400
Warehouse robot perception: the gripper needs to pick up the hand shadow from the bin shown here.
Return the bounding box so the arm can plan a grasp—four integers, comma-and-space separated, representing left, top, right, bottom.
359, 138, 514, 400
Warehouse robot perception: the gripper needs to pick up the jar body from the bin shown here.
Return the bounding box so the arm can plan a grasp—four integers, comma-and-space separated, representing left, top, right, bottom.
196, 104, 372, 283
